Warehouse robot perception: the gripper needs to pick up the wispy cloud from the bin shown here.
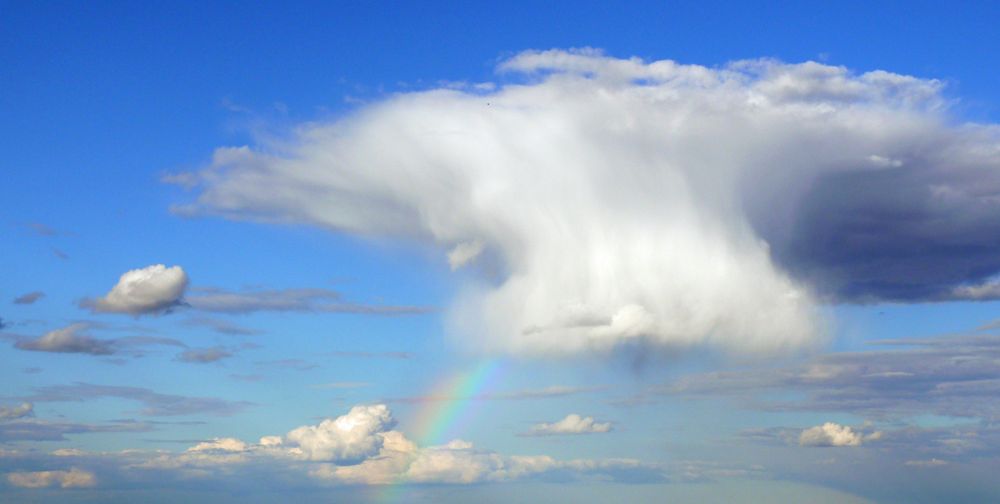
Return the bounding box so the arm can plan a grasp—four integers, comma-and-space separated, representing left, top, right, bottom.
665, 331, 1000, 420
186, 286, 431, 315
20, 383, 251, 417
7, 323, 184, 357
175, 346, 234, 364
13, 291, 44, 305
387, 385, 604, 404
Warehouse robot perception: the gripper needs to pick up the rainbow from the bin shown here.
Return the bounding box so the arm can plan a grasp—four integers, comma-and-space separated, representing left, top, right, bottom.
377, 359, 509, 502
411, 359, 508, 446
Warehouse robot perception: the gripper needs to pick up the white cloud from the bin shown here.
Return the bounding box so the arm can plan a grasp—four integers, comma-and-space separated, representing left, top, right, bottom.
282, 404, 394, 462
447, 240, 484, 270
82, 265, 188, 315
525, 413, 612, 436
187, 438, 248, 453
177, 50, 1000, 356
129, 403, 657, 486
799, 422, 881, 447
7, 468, 96, 488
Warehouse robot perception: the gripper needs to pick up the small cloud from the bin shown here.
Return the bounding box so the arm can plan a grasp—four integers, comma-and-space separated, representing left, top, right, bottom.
13, 291, 44, 305
799, 422, 881, 447
447, 240, 484, 270
186, 286, 429, 316
0, 402, 33, 420
81, 265, 188, 316
905, 458, 948, 467
523, 413, 612, 436
312, 382, 372, 390
26, 222, 58, 236
182, 316, 261, 336
7, 468, 96, 488
176, 347, 234, 364
866, 154, 904, 168
161, 171, 200, 189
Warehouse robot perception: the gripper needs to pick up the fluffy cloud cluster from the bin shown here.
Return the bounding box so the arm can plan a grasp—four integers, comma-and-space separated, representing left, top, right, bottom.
525, 413, 612, 436
6, 468, 96, 488
283, 404, 394, 462
131, 403, 653, 486
82, 265, 188, 315
175, 49, 1000, 356
799, 422, 882, 447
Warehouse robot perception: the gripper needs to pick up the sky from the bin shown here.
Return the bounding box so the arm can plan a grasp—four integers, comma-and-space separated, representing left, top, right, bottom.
3, 1, 1000, 502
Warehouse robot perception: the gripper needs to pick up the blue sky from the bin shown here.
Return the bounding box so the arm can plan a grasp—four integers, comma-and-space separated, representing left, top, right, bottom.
3, 2, 1000, 502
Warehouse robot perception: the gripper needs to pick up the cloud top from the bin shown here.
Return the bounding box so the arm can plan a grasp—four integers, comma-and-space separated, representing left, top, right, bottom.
82, 265, 188, 315
177, 49, 1000, 356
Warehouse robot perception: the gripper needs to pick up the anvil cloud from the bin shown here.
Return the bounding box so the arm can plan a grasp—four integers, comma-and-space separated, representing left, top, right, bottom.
178, 49, 1000, 356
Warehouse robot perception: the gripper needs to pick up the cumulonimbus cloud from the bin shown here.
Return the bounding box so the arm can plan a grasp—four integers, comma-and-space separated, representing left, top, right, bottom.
175, 49, 1000, 356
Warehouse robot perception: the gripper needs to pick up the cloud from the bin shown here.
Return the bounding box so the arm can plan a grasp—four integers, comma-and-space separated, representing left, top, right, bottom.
799, 423, 881, 447
181, 316, 261, 335
81, 265, 188, 315
905, 458, 948, 467
387, 384, 603, 404
665, 331, 1000, 421
0, 418, 151, 442
283, 404, 394, 463
7, 468, 95, 488
185, 286, 429, 315
0, 403, 33, 420
12, 291, 44, 305
22, 383, 250, 417
26, 222, 59, 236
173, 50, 1000, 355
8, 323, 184, 357
126, 402, 660, 486
524, 413, 612, 436
14, 323, 115, 355
176, 347, 233, 364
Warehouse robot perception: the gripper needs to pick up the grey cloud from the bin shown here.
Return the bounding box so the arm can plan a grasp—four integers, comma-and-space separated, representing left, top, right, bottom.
666, 332, 1000, 420
186, 287, 431, 315
9, 323, 185, 357
176, 347, 234, 364
0, 418, 152, 442
387, 385, 604, 404
14, 323, 115, 355
26, 222, 58, 236
20, 383, 251, 417
182, 316, 261, 335
13, 291, 44, 305
254, 359, 319, 371
326, 350, 413, 359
